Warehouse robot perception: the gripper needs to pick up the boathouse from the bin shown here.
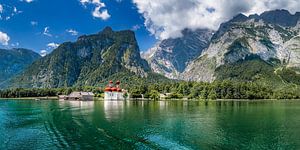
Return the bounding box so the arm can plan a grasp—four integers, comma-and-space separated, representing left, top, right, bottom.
65, 92, 94, 101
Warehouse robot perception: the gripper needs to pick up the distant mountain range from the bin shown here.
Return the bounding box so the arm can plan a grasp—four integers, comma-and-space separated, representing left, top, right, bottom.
0, 48, 41, 86
1, 9, 300, 89
143, 9, 300, 87
182, 9, 300, 86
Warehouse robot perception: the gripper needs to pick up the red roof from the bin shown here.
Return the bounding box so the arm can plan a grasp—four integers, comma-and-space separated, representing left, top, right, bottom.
111, 87, 117, 91
117, 88, 122, 92
104, 87, 112, 92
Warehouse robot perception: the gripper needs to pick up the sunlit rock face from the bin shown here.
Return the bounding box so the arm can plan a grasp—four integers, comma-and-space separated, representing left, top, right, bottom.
142, 28, 214, 79
182, 9, 300, 82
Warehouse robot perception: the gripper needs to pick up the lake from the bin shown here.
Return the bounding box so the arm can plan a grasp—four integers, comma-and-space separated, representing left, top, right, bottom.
0, 100, 300, 149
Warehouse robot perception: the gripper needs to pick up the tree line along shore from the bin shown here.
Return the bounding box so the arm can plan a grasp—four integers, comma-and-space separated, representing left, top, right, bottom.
1, 80, 299, 100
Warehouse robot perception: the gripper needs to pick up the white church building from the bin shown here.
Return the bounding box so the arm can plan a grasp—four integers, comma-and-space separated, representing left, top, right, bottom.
104, 81, 125, 100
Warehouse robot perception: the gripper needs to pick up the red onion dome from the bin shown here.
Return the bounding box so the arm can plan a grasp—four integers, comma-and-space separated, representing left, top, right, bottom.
104, 87, 112, 92
111, 87, 117, 92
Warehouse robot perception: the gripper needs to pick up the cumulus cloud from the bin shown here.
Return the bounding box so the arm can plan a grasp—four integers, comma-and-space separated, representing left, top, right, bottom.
0, 31, 10, 46
133, 0, 300, 39
47, 42, 59, 49
92, 6, 110, 20
66, 29, 79, 36
80, 0, 111, 20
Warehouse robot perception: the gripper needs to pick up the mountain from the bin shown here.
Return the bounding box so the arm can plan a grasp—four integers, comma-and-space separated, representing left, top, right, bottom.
182, 9, 300, 86
142, 28, 214, 79
3, 10, 300, 89
5, 27, 155, 88
0, 48, 41, 86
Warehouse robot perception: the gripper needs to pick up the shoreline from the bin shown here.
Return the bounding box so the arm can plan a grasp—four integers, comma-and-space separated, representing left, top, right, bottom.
0, 97, 58, 100
1, 97, 300, 101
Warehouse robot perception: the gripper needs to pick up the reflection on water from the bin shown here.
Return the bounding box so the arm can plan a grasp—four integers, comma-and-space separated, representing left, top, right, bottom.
1, 100, 300, 149
67, 100, 95, 108
104, 101, 125, 121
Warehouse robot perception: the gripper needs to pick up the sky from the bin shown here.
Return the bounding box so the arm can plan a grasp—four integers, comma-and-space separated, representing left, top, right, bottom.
0, 0, 299, 55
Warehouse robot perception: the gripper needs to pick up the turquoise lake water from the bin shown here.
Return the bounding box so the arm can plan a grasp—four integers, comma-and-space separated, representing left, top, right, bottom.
1, 100, 300, 149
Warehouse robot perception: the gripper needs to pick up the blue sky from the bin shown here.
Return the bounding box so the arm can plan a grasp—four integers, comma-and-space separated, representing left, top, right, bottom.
0, 0, 299, 54
0, 0, 156, 53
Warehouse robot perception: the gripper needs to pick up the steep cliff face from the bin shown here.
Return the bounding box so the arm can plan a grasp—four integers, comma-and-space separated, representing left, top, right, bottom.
0, 48, 41, 86
7, 27, 151, 88
182, 10, 300, 83
142, 28, 214, 79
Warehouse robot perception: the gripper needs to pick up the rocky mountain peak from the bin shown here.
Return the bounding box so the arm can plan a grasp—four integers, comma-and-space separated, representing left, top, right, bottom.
182, 9, 300, 83
212, 9, 300, 41
5, 27, 150, 88
101, 26, 113, 34
143, 28, 214, 79
260, 9, 300, 27
231, 13, 248, 22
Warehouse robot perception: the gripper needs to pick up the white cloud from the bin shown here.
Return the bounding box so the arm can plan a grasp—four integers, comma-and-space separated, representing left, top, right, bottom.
0, 31, 10, 46
80, 0, 104, 6
47, 42, 59, 49
66, 29, 79, 36
79, 0, 111, 20
0, 4, 3, 13
12, 6, 22, 14
30, 21, 38, 26
40, 50, 47, 57
20, 0, 34, 3
80, 0, 90, 5
43, 27, 52, 37
0, 5, 22, 20
132, 24, 141, 31
92, 6, 110, 20
13, 7, 17, 13
11, 42, 19, 47
133, 0, 300, 39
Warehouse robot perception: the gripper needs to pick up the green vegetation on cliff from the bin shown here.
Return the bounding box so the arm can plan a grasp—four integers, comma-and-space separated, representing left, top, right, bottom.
0, 48, 41, 85
2, 80, 299, 99
5, 27, 151, 89
215, 55, 300, 88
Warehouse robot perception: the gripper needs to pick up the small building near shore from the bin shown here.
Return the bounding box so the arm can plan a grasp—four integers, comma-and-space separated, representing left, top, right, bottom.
58, 95, 67, 100
61, 92, 94, 101
160, 93, 172, 100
